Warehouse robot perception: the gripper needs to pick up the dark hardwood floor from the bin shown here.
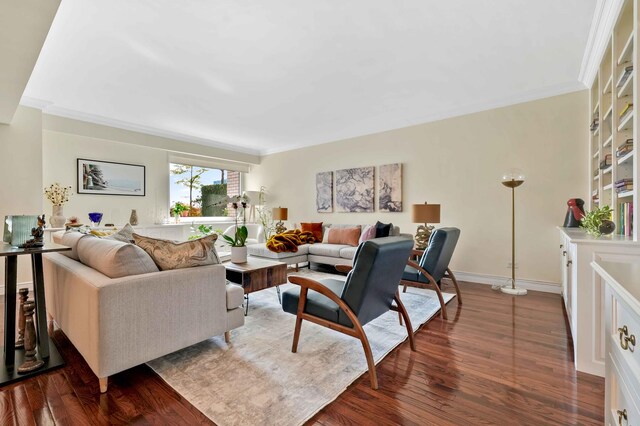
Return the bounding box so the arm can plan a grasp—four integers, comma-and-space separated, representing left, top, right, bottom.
0, 281, 604, 425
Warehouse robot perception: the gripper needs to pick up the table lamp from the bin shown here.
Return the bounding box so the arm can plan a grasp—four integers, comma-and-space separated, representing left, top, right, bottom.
272, 207, 288, 234
412, 203, 440, 249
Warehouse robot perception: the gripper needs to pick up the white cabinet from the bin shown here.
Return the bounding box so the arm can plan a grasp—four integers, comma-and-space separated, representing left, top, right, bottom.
559, 227, 640, 377
592, 261, 640, 425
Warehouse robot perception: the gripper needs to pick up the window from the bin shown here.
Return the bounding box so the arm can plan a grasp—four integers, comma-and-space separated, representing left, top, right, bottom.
170, 163, 242, 218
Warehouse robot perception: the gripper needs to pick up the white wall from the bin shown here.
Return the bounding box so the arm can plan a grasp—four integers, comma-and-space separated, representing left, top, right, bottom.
43, 130, 170, 226
0, 106, 44, 284
247, 91, 589, 285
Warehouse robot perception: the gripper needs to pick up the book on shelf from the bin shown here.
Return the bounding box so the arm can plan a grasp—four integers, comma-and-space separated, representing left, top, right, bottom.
617, 65, 634, 88
616, 139, 634, 157
600, 154, 612, 169
618, 202, 634, 237
590, 118, 599, 131
619, 103, 634, 123
615, 178, 634, 185
616, 184, 634, 193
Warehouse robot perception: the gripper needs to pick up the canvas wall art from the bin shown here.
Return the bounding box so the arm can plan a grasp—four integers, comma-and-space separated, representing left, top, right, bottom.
378, 163, 402, 212
316, 171, 333, 212
77, 158, 146, 196
335, 167, 375, 212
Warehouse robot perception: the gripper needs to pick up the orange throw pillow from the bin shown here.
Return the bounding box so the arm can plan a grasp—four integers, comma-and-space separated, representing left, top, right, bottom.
300, 222, 323, 242
328, 227, 361, 247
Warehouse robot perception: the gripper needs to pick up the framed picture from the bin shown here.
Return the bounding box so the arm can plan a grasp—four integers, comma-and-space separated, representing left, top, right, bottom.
379, 163, 402, 212
316, 171, 333, 213
77, 158, 146, 196
335, 166, 375, 213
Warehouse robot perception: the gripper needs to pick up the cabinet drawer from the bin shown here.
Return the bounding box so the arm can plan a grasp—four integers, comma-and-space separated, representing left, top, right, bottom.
612, 296, 640, 383
609, 354, 640, 426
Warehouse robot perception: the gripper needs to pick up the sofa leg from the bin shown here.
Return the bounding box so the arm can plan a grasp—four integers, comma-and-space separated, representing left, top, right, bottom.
99, 377, 108, 393
224, 331, 231, 343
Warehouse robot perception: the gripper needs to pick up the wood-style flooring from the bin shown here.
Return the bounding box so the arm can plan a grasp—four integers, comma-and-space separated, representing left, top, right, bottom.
0, 281, 604, 425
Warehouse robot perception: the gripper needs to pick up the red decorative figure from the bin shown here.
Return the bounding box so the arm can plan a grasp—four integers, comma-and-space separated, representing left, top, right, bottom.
563, 198, 586, 227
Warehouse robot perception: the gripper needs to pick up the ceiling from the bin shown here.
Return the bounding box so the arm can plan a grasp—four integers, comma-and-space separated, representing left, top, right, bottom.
22, 0, 597, 156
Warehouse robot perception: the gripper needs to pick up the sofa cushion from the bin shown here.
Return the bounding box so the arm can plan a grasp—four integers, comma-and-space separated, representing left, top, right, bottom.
328, 226, 361, 246
300, 222, 323, 242
226, 283, 244, 309
59, 230, 96, 261
248, 243, 309, 258
359, 225, 376, 244
133, 233, 220, 271
308, 243, 350, 257
375, 221, 393, 238
105, 223, 135, 243
339, 246, 358, 260
77, 237, 159, 278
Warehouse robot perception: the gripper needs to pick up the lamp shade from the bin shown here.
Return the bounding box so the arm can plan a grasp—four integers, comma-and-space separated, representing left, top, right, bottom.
243, 191, 263, 205
412, 203, 440, 224
272, 207, 288, 221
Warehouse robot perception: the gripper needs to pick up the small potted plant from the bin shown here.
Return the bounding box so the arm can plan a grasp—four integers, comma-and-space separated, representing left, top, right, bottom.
222, 195, 249, 263
170, 202, 189, 222
580, 205, 615, 237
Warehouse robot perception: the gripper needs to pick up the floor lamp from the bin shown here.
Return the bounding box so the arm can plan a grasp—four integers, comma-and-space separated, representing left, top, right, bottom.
499, 169, 527, 296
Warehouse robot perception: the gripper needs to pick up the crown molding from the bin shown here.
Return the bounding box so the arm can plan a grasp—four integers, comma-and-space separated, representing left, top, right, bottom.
579, 0, 625, 87
19, 96, 262, 157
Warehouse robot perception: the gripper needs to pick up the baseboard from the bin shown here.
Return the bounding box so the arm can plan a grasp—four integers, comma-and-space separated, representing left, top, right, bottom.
452, 271, 561, 294
0, 281, 34, 296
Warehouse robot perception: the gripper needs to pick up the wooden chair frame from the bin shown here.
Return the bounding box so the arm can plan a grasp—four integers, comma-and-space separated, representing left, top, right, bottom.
288, 274, 416, 390
400, 250, 463, 320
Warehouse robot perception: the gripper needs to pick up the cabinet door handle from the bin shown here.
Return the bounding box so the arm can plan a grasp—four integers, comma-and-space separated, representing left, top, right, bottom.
618, 326, 636, 352
617, 408, 627, 425
562, 250, 567, 257
566, 260, 572, 267
560, 244, 564, 249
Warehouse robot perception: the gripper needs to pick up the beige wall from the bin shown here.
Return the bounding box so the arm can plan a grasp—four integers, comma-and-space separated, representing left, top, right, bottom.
247, 91, 589, 285
43, 131, 170, 226
0, 106, 44, 284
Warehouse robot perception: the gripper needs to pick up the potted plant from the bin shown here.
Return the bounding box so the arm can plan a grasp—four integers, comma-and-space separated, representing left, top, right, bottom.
44, 183, 72, 228
580, 205, 615, 237
170, 202, 189, 222
222, 195, 249, 263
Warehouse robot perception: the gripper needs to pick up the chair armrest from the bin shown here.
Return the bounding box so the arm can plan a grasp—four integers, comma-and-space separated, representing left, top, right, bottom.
288, 275, 346, 307
411, 249, 424, 257
334, 264, 353, 274
406, 260, 437, 283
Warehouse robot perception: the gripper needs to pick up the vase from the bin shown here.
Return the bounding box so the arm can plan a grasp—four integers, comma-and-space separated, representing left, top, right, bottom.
129, 209, 139, 226
599, 220, 616, 235
50, 206, 66, 228
231, 246, 248, 264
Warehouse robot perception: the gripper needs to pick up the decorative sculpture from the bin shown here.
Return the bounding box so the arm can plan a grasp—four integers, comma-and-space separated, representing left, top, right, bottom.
22, 215, 45, 248
563, 198, 586, 228
15, 288, 29, 348
17, 301, 45, 373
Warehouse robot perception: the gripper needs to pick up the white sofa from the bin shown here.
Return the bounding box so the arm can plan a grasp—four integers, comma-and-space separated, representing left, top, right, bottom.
247, 223, 406, 267
45, 231, 244, 393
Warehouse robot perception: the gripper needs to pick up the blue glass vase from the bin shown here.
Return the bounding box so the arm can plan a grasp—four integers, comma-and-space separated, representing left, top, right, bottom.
88, 212, 103, 227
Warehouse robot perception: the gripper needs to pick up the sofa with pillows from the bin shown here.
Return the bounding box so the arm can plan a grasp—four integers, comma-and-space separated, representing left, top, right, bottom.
45, 226, 244, 392
247, 221, 407, 267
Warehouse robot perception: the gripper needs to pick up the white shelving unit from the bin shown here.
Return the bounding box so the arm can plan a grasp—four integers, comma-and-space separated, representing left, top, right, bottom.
588, 0, 638, 240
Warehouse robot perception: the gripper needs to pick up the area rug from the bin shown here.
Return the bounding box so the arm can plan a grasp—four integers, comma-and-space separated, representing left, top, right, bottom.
147, 269, 455, 426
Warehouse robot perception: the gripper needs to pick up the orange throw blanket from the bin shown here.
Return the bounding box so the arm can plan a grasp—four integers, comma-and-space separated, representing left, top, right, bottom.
267, 229, 316, 253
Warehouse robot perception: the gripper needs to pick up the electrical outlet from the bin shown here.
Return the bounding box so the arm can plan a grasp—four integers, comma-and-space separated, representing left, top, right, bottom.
507, 262, 518, 269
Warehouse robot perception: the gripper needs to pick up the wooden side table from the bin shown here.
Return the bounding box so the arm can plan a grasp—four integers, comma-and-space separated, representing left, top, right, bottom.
224, 258, 287, 315
0, 243, 70, 385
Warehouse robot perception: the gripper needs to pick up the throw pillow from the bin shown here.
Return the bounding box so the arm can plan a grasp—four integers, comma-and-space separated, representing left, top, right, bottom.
375, 221, 393, 238
105, 223, 135, 243
133, 233, 220, 271
328, 226, 361, 246
77, 237, 159, 278
359, 225, 377, 244
300, 222, 323, 242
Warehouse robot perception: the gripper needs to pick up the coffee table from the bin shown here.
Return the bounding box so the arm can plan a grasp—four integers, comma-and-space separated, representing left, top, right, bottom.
223, 257, 287, 314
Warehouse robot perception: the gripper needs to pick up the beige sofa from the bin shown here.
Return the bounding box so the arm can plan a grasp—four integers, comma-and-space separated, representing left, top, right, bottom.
45, 232, 244, 393
248, 223, 405, 267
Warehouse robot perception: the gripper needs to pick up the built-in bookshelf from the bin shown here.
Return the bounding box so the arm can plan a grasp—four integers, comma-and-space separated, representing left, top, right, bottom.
589, 0, 638, 240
